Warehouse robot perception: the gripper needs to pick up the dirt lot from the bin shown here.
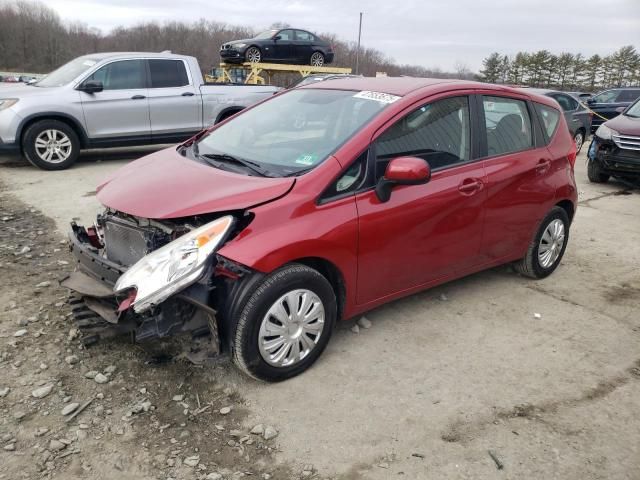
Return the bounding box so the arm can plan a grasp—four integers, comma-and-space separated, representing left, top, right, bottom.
0, 147, 639, 480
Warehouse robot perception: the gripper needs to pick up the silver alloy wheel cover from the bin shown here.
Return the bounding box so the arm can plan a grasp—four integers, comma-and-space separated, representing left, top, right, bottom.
247, 48, 261, 63
258, 289, 325, 367
574, 132, 584, 152
310, 52, 324, 66
35, 129, 72, 164
538, 219, 565, 268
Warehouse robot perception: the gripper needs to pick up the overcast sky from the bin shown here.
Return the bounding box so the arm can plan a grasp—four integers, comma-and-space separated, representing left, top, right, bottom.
47, 0, 640, 71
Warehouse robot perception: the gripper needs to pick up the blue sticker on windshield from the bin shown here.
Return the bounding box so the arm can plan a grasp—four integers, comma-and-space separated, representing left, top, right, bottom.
295, 154, 318, 166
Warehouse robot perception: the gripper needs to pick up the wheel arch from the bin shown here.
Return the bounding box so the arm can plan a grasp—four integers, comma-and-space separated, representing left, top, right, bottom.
555, 199, 575, 223
18, 113, 89, 150
215, 106, 245, 124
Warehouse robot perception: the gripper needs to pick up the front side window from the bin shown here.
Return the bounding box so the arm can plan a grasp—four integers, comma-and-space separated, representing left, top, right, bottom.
592, 90, 619, 103
375, 96, 471, 177
148, 59, 189, 88
483, 96, 533, 156
535, 103, 561, 140
277, 30, 294, 41
85, 60, 146, 90
196, 89, 389, 177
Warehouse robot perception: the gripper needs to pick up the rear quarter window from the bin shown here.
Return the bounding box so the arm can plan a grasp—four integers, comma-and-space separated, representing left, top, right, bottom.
534, 103, 561, 142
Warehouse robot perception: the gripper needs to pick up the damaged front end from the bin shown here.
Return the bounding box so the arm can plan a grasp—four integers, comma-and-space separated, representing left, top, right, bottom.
62, 210, 250, 358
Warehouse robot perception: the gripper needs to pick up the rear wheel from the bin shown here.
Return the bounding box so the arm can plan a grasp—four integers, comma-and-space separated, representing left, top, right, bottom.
515, 206, 570, 279
310, 52, 325, 67
574, 130, 585, 153
232, 264, 336, 382
587, 159, 609, 183
22, 119, 80, 170
246, 47, 261, 63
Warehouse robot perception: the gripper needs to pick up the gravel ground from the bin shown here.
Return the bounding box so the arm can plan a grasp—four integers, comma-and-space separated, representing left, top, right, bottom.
0, 146, 639, 479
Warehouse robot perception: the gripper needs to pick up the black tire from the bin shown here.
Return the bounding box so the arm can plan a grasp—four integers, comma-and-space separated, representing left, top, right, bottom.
587, 159, 609, 183
515, 206, 570, 279
310, 52, 325, 67
574, 130, 585, 153
22, 119, 80, 170
245, 46, 262, 63
233, 264, 337, 382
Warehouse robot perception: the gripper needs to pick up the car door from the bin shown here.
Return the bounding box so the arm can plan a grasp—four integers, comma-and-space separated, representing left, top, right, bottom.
79, 59, 150, 140
355, 94, 487, 305
479, 93, 556, 261
271, 29, 294, 61
146, 59, 202, 139
293, 30, 314, 63
549, 93, 586, 136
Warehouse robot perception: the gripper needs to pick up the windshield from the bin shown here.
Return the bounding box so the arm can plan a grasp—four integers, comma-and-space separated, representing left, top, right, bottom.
254, 30, 277, 40
625, 98, 640, 118
196, 89, 391, 176
36, 56, 99, 87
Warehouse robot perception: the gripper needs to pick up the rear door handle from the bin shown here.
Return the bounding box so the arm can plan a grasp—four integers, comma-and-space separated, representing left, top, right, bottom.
182, 92, 195, 97
131, 95, 146, 100
458, 178, 483, 196
536, 158, 551, 173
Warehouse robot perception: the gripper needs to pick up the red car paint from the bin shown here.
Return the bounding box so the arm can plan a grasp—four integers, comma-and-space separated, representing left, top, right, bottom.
102, 78, 577, 322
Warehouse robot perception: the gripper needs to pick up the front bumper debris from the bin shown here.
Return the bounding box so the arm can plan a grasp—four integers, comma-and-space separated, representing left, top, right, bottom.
588, 137, 640, 177
62, 222, 220, 358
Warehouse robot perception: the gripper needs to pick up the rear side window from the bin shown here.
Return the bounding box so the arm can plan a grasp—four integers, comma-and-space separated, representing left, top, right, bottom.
295, 30, 314, 41
616, 89, 640, 102
535, 103, 561, 140
148, 59, 189, 88
375, 96, 471, 175
482, 96, 533, 157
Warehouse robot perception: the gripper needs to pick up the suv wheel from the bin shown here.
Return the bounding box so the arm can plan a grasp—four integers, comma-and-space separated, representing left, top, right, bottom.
310, 52, 325, 67
587, 159, 609, 183
22, 120, 80, 170
233, 264, 336, 382
515, 206, 570, 279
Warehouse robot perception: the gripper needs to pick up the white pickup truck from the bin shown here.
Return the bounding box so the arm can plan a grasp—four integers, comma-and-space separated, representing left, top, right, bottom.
0, 52, 280, 169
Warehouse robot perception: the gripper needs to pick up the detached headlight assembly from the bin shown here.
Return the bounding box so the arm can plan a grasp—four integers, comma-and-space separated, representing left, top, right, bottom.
0, 99, 18, 111
114, 215, 234, 313
595, 124, 617, 141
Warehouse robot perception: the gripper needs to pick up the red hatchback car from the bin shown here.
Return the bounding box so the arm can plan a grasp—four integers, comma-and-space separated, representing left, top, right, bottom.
64, 78, 577, 381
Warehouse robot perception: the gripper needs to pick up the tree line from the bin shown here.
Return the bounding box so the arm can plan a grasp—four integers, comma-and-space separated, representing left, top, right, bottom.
478, 47, 640, 92
0, 0, 470, 84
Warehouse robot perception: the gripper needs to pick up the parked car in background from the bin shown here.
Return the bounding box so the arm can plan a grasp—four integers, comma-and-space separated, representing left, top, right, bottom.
64, 78, 577, 381
587, 97, 640, 183
3, 75, 19, 83
221, 29, 335, 67
0, 52, 280, 170
527, 89, 592, 152
587, 87, 640, 132
567, 91, 593, 102
18, 75, 36, 83
287, 73, 361, 89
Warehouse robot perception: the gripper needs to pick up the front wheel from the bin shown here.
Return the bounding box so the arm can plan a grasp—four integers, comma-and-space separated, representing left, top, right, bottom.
587, 159, 609, 183
310, 52, 325, 67
574, 131, 585, 153
232, 264, 336, 382
515, 207, 570, 279
22, 119, 80, 170
245, 47, 261, 63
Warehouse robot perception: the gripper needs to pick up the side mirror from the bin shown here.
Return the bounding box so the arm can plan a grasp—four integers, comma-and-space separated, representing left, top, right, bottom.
375, 156, 431, 202
273, 35, 281, 41
586, 98, 595, 105
78, 80, 103, 93
615, 106, 626, 113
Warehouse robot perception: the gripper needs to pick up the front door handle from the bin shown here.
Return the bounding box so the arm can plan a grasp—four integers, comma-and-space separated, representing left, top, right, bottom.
458, 178, 483, 196
131, 95, 146, 100
536, 158, 551, 174
182, 92, 195, 97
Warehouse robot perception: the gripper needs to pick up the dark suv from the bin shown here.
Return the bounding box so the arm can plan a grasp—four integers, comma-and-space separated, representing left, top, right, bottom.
587, 87, 640, 132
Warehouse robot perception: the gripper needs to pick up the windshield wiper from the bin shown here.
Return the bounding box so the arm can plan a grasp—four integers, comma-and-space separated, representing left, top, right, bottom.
200, 153, 274, 177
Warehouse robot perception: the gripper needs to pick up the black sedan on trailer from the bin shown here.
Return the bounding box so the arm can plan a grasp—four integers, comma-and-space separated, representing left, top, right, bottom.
220, 29, 334, 66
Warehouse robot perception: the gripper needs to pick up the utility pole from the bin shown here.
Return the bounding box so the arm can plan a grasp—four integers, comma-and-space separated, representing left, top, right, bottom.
355, 12, 363, 74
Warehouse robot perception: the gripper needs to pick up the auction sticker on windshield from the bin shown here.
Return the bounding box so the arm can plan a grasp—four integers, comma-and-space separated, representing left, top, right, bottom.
353, 91, 401, 104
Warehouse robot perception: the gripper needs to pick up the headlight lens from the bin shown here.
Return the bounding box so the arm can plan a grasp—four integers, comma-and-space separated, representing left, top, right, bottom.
0, 99, 18, 111
595, 124, 617, 141
234, 43, 247, 48
114, 215, 234, 312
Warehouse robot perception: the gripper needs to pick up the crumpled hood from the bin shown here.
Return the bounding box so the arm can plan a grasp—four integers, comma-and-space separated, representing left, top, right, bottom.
605, 114, 640, 136
96, 147, 294, 219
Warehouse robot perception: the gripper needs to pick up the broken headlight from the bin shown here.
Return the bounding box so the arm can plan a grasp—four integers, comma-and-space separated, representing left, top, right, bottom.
114, 215, 234, 313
